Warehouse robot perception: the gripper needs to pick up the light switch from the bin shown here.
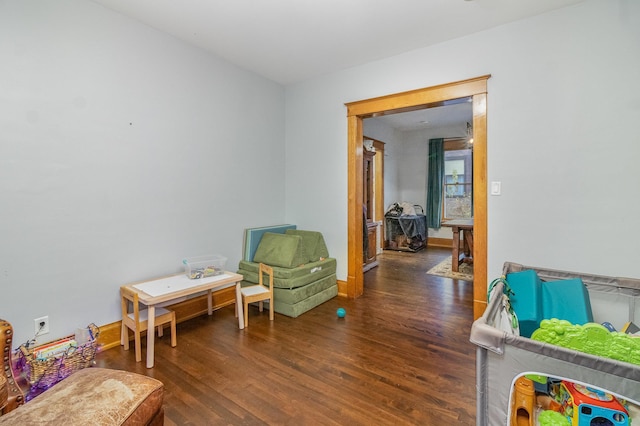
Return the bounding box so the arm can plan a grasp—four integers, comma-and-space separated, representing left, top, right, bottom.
491, 181, 501, 195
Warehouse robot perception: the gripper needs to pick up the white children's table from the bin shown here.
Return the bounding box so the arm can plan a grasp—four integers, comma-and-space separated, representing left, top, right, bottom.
121, 271, 244, 368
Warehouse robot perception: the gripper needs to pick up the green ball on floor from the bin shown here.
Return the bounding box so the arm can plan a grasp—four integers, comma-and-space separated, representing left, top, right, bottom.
336, 308, 346, 318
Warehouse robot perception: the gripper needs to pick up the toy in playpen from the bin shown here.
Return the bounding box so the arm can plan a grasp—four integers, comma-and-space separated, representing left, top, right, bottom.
510, 375, 630, 426
510, 376, 536, 426
537, 410, 570, 426
552, 380, 629, 426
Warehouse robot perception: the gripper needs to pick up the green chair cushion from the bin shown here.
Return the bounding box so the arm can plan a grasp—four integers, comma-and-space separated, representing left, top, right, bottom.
285, 229, 330, 262
252, 232, 309, 269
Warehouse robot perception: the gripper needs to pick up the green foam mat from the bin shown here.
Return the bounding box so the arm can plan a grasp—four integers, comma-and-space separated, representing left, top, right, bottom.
238, 258, 336, 289
269, 285, 338, 318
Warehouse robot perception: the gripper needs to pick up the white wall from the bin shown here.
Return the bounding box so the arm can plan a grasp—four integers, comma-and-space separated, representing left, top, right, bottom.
0, 0, 286, 345
393, 123, 467, 212
396, 123, 471, 240
285, 0, 640, 284
394, 129, 428, 210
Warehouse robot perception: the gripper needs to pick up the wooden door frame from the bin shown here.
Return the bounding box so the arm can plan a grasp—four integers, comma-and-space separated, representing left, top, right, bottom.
345, 75, 490, 319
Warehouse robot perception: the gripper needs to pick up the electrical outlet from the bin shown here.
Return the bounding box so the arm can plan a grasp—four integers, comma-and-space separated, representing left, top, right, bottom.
34, 316, 50, 335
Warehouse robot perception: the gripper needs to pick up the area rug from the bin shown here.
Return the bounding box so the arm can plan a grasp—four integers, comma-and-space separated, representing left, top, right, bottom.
426, 256, 473, 281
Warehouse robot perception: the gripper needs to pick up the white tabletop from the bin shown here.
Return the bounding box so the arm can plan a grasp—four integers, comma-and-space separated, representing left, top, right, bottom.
133, 273, 234, 297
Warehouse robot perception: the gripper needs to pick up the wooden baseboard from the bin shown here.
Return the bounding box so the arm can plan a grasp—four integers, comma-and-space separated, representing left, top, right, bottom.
473, 299, 487, 321
428, 237, 453, 249
337, 279, 347, 297
97, 286, 236, 351
96, 322, 124, 351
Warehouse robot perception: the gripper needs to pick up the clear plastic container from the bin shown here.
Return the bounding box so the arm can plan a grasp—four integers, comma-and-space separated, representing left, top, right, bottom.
183, 255, 227, 279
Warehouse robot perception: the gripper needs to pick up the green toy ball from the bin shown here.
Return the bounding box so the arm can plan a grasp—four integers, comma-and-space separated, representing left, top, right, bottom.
336, 308, 346, 318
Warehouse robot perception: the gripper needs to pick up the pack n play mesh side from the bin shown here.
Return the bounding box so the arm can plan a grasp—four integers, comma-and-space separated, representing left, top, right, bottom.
470, 262, 640, 425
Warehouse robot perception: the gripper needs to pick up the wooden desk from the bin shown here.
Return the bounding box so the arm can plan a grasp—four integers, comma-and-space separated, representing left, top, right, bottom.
443, 219, 474, 272
121, 272, 244, 368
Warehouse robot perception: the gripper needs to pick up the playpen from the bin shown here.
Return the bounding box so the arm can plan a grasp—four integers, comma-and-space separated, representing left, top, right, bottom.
470, 261, 640, 425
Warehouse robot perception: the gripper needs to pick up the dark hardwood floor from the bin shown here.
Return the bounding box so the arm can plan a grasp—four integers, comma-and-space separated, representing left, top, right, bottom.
97, 247, 477, 425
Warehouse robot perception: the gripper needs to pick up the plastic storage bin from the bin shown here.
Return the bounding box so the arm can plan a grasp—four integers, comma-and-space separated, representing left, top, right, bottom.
183, 255, 227, 279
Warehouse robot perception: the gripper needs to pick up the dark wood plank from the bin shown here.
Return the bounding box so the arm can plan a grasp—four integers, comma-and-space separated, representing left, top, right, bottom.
96, 247, 476, 425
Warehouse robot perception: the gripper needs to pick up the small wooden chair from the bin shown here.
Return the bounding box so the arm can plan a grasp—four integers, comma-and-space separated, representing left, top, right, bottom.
240, 263, 274, 326
120, 287, 177, 363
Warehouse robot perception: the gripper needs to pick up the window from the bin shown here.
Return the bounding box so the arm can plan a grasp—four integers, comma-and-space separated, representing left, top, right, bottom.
443, 147, 472, 220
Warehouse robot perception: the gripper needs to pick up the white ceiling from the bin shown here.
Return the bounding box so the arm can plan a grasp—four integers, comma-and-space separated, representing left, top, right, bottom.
369, 99, 474, 133
90, 0, 585, 86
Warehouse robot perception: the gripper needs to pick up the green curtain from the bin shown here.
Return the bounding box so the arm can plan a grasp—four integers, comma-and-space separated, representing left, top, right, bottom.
427, 138, 444, 229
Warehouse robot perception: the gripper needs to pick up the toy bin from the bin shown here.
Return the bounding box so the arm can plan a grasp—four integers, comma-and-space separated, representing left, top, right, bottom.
183, 255, 227, 279
17, 324, 100, 394
470, 261, 640, 426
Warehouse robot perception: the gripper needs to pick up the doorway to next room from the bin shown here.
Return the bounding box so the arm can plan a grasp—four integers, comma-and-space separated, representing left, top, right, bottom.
345, 75, 490, 319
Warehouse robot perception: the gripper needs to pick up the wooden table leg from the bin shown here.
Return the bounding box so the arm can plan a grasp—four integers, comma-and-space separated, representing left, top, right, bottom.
120, 293, 127, 347
236, 281, 245, 330
451, 226, 461, 272
463, 230, 474, 263
146, 305, 155, 369
207, 289, 213, 315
